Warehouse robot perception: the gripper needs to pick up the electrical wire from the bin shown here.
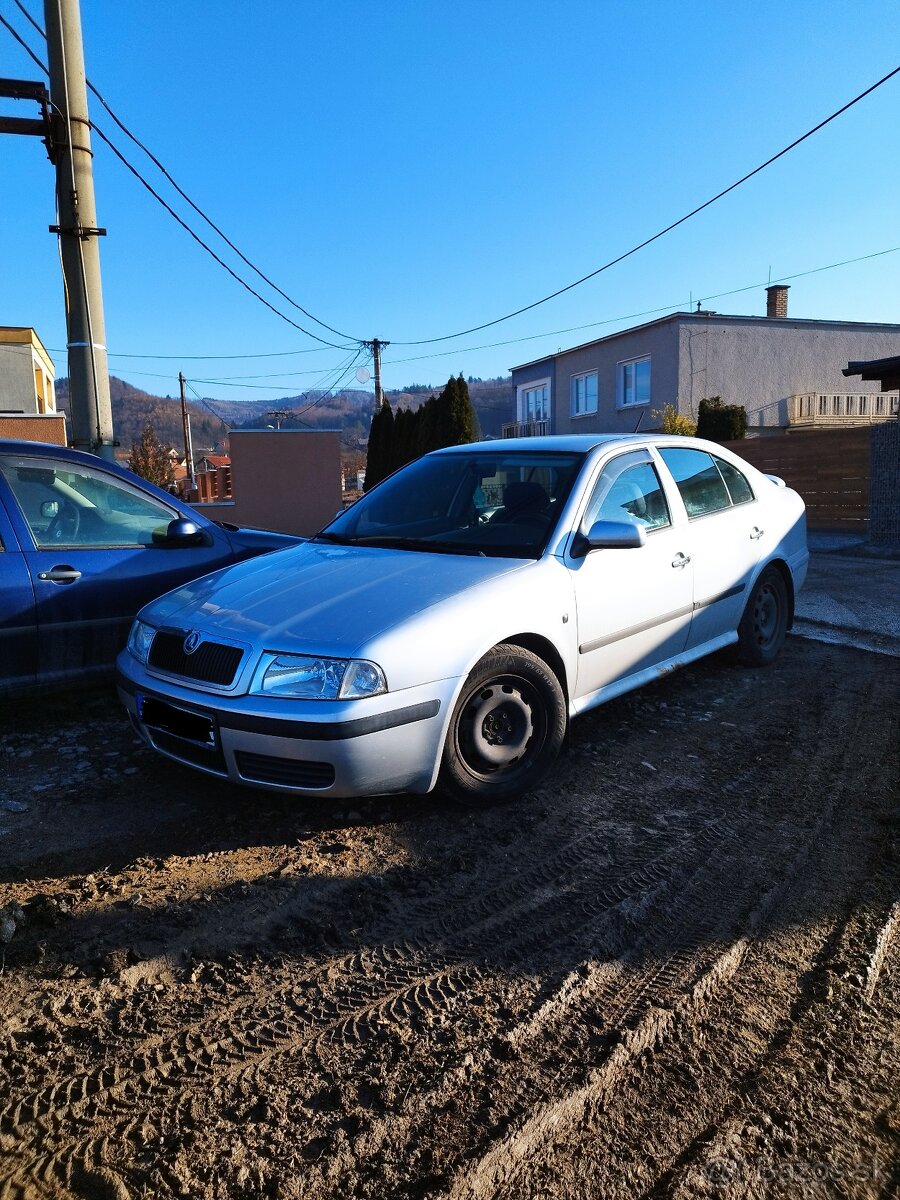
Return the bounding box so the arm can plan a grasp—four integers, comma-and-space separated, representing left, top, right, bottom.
10, 0, 361, 345
1, 7, 356, 352
389, 66, 900, 346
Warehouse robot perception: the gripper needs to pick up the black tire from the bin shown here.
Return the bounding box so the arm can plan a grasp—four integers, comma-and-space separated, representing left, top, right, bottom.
438, 643, 566, 805
737, 566, 789, 666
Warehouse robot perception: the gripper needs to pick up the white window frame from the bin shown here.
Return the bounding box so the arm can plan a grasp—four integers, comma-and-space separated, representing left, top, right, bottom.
616, 355, 651, 409
570, 370, 599, 418
516, 377, 551, 423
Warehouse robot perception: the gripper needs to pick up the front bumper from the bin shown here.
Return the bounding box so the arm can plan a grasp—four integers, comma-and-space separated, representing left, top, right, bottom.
117, 654, 459, 798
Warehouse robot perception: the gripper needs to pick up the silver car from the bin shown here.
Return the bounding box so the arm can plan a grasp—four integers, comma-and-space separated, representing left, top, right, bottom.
117, 435, 808, 803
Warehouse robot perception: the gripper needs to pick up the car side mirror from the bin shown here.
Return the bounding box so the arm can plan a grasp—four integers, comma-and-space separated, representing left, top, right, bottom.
571, 518, 647, 557
154, 517, 210, 547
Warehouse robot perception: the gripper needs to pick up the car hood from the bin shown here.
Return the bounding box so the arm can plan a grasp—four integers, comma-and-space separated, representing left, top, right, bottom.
140, 541, 528, 657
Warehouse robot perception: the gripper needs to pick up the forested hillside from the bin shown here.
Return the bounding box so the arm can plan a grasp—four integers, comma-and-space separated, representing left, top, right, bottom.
54, 375, 513, 455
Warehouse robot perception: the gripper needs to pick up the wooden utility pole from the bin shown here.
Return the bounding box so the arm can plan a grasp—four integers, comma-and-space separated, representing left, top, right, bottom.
368, 338, 389, 412
44, 0, 114, 458
178, 372, 195, 492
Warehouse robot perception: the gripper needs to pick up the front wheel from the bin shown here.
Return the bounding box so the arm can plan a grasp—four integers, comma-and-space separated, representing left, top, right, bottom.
737, 566, 789, 666
438, 644, 566, 805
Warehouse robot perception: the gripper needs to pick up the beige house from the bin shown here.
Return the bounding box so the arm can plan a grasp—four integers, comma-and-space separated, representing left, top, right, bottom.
0, 327, 67, 445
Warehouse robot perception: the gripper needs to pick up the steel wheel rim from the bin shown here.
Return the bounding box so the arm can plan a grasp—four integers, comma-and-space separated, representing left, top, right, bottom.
455, 674, 544, 781
753, 583, 782, 648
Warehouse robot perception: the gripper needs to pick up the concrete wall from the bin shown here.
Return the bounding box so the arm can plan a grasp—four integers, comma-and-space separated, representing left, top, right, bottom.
0, 342, 38, 413
0, 330, 56, 415
676, 317, 900, 431
194, 429, 342, 536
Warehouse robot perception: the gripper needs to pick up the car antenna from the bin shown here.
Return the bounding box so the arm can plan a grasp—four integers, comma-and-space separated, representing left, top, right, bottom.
633, 409, 645, 433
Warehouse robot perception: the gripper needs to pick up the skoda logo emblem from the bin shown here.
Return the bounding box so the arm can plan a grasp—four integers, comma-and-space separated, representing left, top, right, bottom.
183, 631, 202, 656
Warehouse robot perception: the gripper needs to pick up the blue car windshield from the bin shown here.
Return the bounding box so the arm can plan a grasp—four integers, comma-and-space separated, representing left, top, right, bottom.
317, 450, 585, 558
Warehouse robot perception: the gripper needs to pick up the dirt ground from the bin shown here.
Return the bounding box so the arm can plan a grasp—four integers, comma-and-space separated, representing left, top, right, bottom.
0, 635, 897, 1200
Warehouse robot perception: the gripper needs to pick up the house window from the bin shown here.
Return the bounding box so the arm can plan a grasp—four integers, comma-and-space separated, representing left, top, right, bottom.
570, 371, 598, 417
517, 379, 550, 423
617, 356, 651, 408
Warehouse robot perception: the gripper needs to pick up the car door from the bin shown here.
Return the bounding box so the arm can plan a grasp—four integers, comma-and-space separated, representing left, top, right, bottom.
0, 492, 37, 692
655, 446, 763, 649
0, 451, 240, 686
569, 450, 694, 701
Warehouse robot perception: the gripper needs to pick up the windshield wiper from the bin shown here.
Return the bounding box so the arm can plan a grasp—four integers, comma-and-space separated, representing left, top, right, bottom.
347, 536, 483, 555
313, 531, 353, 545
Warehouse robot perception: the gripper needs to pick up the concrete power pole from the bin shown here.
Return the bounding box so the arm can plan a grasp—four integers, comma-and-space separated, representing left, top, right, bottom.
369, 338, 389, 411
44, 0, 115, 459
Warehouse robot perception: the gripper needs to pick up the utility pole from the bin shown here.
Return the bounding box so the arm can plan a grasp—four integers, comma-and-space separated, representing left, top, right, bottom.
367, 339, 389, 412
44, 0, 114, 459
178, 372, 195, 493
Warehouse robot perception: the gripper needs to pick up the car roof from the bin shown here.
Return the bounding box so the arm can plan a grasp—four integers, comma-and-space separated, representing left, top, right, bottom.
436, 434, 648, 455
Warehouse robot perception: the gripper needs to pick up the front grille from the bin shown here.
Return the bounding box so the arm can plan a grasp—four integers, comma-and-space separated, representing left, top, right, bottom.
149, 631, 243, 686
151, 729, 228, 776
234, 751, 336, 790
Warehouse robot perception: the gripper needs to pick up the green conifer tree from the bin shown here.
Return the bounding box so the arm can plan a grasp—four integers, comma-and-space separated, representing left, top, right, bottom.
128, 422, 175, 489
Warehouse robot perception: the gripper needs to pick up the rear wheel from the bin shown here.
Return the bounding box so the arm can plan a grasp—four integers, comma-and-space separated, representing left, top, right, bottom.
438, 644, 566, 805
737, 566, 789, 666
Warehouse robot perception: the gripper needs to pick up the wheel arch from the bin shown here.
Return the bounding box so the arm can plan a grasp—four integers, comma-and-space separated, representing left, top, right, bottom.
497, 632, 570, 705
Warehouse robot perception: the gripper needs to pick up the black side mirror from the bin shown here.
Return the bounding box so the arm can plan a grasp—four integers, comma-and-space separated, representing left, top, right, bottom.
571, 518, 647, 558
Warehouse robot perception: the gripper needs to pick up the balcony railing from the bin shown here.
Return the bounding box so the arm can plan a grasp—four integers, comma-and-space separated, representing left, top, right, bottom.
788, 392, 899, 426
501, 418, 552, 438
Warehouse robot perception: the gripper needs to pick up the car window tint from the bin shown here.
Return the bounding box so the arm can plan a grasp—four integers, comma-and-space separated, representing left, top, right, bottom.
658, 447, 732, 518
0, 456, 176, 548
714, 456, 754, 505
584, 458, 670, 531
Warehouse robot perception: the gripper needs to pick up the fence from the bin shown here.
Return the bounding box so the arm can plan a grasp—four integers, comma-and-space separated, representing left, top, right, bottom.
720, 427, 872, 530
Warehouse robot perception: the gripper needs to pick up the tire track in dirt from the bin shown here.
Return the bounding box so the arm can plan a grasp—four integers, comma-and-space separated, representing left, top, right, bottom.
441, 799, 838, 1200
0, 815, 736, 1197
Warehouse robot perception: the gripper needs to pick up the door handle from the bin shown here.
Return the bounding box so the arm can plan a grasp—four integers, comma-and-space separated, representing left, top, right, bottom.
671, 552, 691, 568
750, 527, 765, 540
38, 566, 82, 584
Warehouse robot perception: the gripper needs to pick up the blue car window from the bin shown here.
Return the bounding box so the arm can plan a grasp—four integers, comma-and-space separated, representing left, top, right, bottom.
0, 455, 176, 548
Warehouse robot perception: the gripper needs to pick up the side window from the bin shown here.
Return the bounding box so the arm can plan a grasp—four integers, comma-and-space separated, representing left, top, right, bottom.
658, 447, 731, 518
714, 456, 754, 505
583, 455, 671, 532
0, 456, 176, 548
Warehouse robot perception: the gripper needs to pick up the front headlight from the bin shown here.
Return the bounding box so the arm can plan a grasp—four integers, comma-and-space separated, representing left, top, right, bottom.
127, 619, 156, 664
251, 653, 387, 700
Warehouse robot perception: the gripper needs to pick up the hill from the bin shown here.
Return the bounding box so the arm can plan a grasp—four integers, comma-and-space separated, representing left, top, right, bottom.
55, 375, 514, 456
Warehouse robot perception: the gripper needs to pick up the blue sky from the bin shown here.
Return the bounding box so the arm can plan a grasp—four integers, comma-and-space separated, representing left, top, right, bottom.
1, 0, 898, 404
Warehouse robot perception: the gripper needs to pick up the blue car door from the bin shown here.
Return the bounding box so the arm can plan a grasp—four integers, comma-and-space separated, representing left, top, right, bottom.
0, 491, 37, 692
0, 450, 240, 687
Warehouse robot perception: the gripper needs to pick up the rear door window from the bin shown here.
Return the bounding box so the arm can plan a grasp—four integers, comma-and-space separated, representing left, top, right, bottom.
658, 447, 732, 518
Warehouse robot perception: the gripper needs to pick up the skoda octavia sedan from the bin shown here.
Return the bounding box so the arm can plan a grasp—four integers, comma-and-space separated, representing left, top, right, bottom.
117, 435, 808, 804
0, 439, 299, 696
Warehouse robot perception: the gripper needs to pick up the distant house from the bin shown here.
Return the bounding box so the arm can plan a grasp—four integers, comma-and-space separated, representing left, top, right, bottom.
508, 287, 900, 438
0, 326, 66, 445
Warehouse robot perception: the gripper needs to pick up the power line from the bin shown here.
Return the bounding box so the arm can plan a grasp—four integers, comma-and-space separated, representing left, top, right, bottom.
381, 244, 900, 366
9, 0, 361, 345
1, 7, 356, 352
390, 66, 900, 346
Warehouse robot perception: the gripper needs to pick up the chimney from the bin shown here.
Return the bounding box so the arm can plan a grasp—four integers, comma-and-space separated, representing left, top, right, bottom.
766, 284, 790, 318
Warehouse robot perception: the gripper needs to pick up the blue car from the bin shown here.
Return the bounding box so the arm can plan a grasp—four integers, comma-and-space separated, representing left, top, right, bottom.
0, 439, 300, 696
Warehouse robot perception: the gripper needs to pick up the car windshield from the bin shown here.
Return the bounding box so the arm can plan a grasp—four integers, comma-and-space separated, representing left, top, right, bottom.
317, 450, 585, 558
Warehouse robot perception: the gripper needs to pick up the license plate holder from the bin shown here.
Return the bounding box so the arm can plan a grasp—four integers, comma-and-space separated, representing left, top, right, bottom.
138, 694, 217, 748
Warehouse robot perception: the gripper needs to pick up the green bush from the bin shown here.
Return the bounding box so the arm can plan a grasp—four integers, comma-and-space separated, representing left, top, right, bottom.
696, 396, 747, 442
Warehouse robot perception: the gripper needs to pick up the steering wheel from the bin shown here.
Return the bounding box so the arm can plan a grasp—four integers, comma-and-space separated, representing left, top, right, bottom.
508, 511, 550, 528
46, 502, 81, 544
